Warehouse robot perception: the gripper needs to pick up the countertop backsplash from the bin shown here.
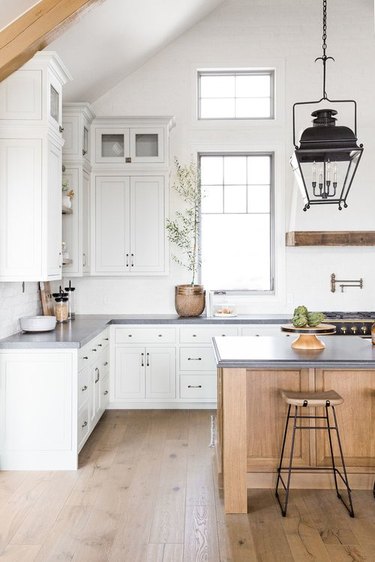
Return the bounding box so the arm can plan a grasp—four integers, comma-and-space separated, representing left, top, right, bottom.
0, 282, 41, 339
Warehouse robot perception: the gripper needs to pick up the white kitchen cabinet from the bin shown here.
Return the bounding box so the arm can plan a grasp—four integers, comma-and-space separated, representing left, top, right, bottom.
0, 51, 70, 133
115, 347, 146, 399
0, 351, 75, 470
0, 52, 71, 282
63, 103, 95, 163
0, 328, 110, 470
93, 175, 166, 275
146, 347, 175, 399
93, 117, 174, 167
62, 103, 95, 277
114, 345, 175, 401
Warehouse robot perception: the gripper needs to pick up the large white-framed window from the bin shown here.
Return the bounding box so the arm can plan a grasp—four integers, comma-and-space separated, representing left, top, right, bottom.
200, 153, 274, 292
198, 70, 274, 120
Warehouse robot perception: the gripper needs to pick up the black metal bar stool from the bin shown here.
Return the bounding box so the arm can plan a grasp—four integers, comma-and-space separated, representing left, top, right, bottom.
275, 390, 354, 518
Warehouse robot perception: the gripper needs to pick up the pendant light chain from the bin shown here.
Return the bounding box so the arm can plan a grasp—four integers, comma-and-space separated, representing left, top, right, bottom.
320, 0, 330, 100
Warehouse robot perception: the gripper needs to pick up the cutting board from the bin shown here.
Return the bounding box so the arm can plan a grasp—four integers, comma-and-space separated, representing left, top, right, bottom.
39, 282, 54, 316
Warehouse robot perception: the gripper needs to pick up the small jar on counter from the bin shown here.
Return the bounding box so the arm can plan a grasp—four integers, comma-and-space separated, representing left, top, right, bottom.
54, 297, 69, 323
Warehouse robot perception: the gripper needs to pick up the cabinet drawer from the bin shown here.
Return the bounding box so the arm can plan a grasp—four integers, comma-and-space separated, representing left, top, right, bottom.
180, 326, 237, 343
115, 327, 176, 344
101, 374, 110, 410
180, 375, 217, 400
180, 347, 216, 371
78, 346, 92, 371
78, 368, 90, 409
93, 330, 110, 351
78, 403, 90, 451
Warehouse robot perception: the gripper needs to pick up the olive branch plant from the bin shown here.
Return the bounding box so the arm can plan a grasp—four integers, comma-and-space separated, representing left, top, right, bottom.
166, 158, 202, 286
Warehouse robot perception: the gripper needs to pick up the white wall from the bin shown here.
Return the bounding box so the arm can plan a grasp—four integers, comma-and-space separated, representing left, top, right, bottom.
0, 283, 41, 338
74, 0, 375, 314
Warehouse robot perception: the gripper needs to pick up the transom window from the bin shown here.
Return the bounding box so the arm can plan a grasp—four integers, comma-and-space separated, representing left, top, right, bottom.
200, 154, 274, 291
198, 70, 274, 119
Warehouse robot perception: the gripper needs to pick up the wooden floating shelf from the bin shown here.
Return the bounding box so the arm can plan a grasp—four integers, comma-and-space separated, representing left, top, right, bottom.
62, 206, 73, 215
286, 231, 375, 247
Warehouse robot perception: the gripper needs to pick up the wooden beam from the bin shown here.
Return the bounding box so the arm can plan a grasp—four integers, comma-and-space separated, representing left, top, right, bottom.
0, 0, 102, 81
286, 231, 375, 247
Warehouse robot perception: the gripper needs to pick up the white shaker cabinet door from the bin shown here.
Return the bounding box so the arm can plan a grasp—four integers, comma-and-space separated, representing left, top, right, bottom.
114, 347, 145, 400
0, 353, 73, 458
94, 176, 130, 273
0, 139, 42, 281
130, 176, 165, 273
145, 347, 175, 399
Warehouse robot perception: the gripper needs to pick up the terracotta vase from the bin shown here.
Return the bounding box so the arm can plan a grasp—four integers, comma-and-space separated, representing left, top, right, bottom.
175, 284, 205, 317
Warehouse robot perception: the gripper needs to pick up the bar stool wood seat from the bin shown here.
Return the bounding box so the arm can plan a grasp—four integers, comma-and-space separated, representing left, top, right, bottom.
281, 390, 344, 407
275, 389, 354, 518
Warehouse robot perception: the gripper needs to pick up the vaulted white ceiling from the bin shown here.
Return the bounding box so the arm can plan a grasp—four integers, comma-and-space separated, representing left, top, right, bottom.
47, 0, 223, 102
0, 0, 40, 30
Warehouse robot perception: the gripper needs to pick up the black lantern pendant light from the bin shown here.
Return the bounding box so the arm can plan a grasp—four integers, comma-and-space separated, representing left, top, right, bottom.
291, 0, 363, 211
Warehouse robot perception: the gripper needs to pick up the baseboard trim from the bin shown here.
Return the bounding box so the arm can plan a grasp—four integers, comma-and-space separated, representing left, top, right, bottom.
107, 401, 217, 410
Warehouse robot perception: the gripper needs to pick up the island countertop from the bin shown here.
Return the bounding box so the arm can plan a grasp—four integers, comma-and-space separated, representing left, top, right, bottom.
213, 335, 375, 369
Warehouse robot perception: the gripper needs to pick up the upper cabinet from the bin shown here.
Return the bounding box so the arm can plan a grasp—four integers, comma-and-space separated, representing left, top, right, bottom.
0, 52, 71, 282
92, 117, 175, 168
0, 51, 71, 134
62, 103, 95, 277
62, 103, 95, 163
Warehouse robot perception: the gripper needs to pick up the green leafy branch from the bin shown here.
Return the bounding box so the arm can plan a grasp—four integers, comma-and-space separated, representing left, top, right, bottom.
166, 158, 201, 285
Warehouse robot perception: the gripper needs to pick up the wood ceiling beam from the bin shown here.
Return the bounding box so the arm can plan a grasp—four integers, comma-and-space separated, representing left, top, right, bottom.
0, 0, 101, 82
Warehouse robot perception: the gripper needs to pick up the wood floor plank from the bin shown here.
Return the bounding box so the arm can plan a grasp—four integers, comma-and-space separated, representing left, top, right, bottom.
149, 439, 189, 544
184, 505, 220, 562
163, 543, 184, 562
0, 544, 41, 561
280, 491, 333, 562
9, 472, 78, 547
247, 489, 295, 562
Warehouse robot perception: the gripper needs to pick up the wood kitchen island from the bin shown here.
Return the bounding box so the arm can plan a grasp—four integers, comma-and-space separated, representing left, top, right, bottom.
213, 335, 375, 514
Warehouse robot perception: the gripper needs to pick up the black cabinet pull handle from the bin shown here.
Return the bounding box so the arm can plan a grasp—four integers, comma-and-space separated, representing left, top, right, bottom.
188, 357, 202, 361
146, 352, 150, 367
83, 356, 88, 360
81, 421, 88, 428
125, 253, 129, 267
104, 361, 108, 366
141, 353, 144, 367
81, 385, 88, 392
104, 338, 109, 341
188, 385, 202, 388
128, 334, 132, 338
95, 368, 100, 383
192, 334, 197, 337
98, 343, 102, 347
131, 253, 134, 267
103, 390, 109, 396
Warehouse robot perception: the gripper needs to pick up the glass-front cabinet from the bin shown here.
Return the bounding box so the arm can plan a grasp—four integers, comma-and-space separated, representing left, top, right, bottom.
92, 117, 174, 167
95, 127, 164, 164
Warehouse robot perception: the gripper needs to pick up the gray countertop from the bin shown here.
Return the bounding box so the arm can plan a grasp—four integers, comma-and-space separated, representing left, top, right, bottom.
0, 314, 290, 349
213, 335, 375, 369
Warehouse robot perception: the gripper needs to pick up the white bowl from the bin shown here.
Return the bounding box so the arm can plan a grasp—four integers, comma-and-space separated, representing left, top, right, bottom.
20, 316, 57, 332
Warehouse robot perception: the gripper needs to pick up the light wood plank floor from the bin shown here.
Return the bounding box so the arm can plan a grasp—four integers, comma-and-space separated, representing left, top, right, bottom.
0, 410, 374, 561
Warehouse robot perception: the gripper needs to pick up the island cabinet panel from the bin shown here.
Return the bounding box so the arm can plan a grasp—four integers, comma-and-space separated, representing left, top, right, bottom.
246, 369, 311, 471
315, 369, 375, 471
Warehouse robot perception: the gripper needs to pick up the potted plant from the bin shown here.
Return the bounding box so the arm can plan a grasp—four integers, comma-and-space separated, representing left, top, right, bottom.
166, 158, 205, 317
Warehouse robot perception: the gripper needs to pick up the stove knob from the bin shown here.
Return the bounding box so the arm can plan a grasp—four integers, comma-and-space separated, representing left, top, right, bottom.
350, 326, 357, 334
341, 326, 347, 334
361, 325, 367, 334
